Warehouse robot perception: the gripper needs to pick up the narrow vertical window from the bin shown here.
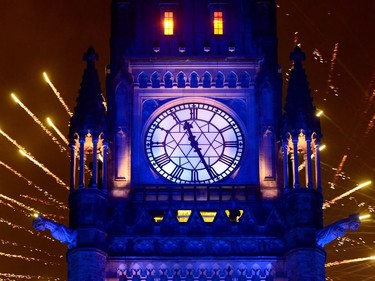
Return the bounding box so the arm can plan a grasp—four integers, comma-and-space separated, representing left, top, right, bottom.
163, 11, 174, 35
213, 11, 223, 35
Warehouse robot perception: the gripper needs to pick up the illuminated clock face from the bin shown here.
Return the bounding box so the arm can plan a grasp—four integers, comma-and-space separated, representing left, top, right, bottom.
145, 102, 244, 184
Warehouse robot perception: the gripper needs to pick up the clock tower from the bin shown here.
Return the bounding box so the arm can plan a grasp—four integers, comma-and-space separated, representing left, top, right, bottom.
62, 0, 331, 280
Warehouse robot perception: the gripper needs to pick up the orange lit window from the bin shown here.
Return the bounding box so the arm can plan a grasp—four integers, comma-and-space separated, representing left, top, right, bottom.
213, 11, 223, 35
163, 11, 174, 35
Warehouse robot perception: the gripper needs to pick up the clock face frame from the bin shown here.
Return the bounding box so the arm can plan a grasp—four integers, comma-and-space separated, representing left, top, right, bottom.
144, 101, 244, 184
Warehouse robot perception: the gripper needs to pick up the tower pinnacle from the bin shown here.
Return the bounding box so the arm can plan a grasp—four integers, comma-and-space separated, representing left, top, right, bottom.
282, 46, 321, 138
69, 46, 107, 141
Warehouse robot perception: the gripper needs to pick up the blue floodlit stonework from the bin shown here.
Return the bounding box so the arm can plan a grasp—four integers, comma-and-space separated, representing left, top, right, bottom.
32, 1, 361, 280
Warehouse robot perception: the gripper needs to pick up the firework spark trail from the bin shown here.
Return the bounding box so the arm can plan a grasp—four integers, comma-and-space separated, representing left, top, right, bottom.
364, 88, 375, 135
333, 233, 375, 252
0, 252, 60, 266
47, 117, 69, 145
331, 155, 348, 188
18, 150, 69, 190
313, 48, 325, 64
0, 160, 67, 209
325, 43, 339, 100
19, 194, 67, 210
365, 113, 375, 135
0, 194, 64, 221
0, 199, 16, 210
0, 198, 36, 218
364, 73, 375, 115
43, 72, 73, 117
10, 93, 67, 152
293, 31, 299, 46
0, 194, 40, 217
0, 218, 55, 242
1, 239, 63, 259
0, 130, 67, 189
0, 128, 29, 151
323, 181, 372, 208
18, 150, 68, 190
0, 273, 62, 281
325, 256, 375, 267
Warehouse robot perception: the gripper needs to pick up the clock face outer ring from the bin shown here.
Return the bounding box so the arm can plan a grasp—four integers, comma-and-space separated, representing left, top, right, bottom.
144, 99, 245, 184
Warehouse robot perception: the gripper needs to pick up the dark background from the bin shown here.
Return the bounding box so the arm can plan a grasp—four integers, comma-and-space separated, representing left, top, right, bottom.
0, 1, 374, 280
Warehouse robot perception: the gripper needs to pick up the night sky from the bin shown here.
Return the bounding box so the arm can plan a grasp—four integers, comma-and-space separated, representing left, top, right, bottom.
0, 1, 374, 280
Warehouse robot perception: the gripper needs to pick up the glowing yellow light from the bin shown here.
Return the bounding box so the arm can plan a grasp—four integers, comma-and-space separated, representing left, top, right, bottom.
43, 72, 51, 84
154, 216, 163, 223
357, 180, 372, 189
177, 210, 191, 222
18, 149, 69, 190
33, 213, 40, 218
9, 93, 67, 152
46, 117, 69, 145
319, 144, 326, 151
19, 149, 27, 157
43, 72, 73, 117
10, 93, 21, 104
324, 180, 372, 208
163, 11, 174, 35
200, 211, 217, 222
213, 11, 223, 35
359, 214, 371, 220
326, 256, 375, 267
225, 209, 243, 222
316, 110, 323, 117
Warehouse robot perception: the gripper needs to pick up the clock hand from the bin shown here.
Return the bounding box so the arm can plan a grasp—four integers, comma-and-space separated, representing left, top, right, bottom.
183, 121, 215, 179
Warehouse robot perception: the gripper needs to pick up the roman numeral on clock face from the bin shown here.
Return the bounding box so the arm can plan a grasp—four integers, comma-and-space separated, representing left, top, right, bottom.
170, 165, 183, 179
189, 106, 198, 120
219, 125, 232, 133
191, 170, 199, 182
153, 153, 170, 167
170, 111, 180, 123
224, 141, 238, 147
219, 154, 235, 166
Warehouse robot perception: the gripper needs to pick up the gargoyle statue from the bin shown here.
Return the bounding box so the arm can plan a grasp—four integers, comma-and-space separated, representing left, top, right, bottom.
316, 213, 360, 247
32, 214, 77, 249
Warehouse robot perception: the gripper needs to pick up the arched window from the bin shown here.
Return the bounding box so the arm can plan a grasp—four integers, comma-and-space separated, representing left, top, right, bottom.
189, 72, 199, 88
228, 71, 238, 88
177, 72, 186, 88
202, 72, 212, 88
164, 71, 174, 88
215, 72, 224, 88
151, 72, 161, 88
241, 72, 250, 88
138, 72, 148, 88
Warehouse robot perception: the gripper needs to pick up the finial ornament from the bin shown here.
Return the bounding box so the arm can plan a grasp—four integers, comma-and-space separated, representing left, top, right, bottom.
289, 46, 306, 64
83, 46, 99, 64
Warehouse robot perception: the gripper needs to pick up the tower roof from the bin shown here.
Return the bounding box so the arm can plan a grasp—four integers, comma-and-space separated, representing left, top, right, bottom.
69, 47, 107, 141
282, 46, 321, 139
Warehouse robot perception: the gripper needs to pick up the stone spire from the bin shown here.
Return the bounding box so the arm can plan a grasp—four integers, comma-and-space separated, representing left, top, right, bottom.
282, 46, 321, 139
69, 46, 107, 141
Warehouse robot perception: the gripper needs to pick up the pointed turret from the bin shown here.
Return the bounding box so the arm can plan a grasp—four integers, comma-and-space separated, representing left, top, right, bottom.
68, 46, 108, 191
281, 46, 322, 190
282, 46, 321, 139
282, 47, 325, 281
67, 47, 108, 281
69, 46, 107, 141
